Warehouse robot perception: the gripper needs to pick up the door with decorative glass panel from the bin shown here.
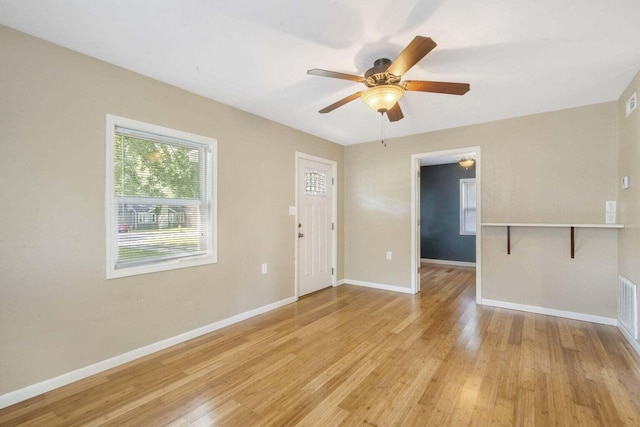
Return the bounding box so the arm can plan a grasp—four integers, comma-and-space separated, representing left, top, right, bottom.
297, 156, 334, 296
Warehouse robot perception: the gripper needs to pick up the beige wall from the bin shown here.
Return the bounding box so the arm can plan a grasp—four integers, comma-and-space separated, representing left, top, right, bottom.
0, 26, 343, 394
345, 102, 619, 317
618, 70, 640, 342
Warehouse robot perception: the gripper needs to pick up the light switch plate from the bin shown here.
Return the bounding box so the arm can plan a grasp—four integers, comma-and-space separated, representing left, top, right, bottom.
606, 201, 616, 213
288, 206, 296, 215
606, 212, 616, 224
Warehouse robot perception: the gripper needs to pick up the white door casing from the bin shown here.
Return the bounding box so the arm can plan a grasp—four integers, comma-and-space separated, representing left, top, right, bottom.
296, 153, 335, 296
410, 147, 482, 302
415, 159, 421, 292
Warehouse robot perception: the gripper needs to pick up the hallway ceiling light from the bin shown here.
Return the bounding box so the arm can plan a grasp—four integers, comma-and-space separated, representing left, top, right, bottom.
458, 158, 475, 169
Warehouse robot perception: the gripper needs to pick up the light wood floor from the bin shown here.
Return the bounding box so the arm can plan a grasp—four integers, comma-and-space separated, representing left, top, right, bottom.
3, 265, 640, 426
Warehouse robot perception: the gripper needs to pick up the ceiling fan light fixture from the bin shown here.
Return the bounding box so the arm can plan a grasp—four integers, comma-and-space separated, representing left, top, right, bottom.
361, 85, 404, 112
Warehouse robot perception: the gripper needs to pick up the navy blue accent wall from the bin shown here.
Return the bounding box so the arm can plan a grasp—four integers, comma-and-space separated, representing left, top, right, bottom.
420, 163, 476, 262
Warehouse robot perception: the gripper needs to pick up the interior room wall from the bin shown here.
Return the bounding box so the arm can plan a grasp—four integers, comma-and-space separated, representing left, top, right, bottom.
345, 101, 619, 318
618, 70, 640, 344
420, 163, 476, 263
0, 25, 344, 395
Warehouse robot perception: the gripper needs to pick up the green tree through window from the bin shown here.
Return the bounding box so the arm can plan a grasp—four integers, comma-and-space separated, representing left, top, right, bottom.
106, 115, 217, 279
114, 134, 200, 199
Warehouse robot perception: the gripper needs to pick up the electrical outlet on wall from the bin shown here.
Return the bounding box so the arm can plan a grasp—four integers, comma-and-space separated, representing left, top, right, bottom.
261, 263, 268, 274
386, 252, 392, 260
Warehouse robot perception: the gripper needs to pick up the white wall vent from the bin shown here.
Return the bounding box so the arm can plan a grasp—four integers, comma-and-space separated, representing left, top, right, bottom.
619, 275, 638, 339
626, 92, 637, 117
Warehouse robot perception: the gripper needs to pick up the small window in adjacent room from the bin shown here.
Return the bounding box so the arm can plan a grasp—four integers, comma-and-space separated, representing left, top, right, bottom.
460, 178, 477, 235
105, 115, 217, 278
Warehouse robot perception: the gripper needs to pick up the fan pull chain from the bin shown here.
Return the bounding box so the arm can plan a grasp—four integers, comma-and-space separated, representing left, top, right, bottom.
380, 112, 386, 147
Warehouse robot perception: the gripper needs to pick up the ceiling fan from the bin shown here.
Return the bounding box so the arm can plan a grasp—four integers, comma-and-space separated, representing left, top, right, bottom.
307, 36, 470, 122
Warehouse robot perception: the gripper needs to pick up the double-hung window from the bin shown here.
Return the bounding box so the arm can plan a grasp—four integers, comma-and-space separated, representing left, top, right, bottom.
460, 178, 477, 235
106, 115, 217, 278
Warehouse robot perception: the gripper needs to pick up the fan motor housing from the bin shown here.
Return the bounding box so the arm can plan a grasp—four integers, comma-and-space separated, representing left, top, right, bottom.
364, 58, 401, 88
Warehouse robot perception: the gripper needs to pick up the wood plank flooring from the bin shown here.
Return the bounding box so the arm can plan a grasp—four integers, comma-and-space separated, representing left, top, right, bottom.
2, 265, 640, 426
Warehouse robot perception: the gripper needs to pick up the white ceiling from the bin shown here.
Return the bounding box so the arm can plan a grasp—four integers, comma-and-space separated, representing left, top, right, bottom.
2, 0, 639, 145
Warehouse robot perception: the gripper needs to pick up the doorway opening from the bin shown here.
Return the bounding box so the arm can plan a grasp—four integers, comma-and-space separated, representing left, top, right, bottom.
410, 147, 481, 303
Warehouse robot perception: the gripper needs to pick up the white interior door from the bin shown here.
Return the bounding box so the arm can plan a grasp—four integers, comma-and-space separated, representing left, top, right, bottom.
297, 156, 334, 296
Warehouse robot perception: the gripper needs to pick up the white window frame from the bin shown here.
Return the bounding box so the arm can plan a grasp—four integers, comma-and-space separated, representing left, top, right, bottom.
105, 114, 217, 279
460, 178, 477, 235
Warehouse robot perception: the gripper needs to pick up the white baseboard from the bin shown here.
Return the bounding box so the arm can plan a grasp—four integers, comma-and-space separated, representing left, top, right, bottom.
0, 296, 297, 410
344, 279, 414, 294
481, 299, 617, 326
334, 279, 346, 286
421, 258, 476, 268
618, 324, 640, 357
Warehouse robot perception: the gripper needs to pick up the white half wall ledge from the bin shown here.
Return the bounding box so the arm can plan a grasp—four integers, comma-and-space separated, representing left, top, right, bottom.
0, 296, 298, 410
481, 299, 617, 326
344, 279, 414, 294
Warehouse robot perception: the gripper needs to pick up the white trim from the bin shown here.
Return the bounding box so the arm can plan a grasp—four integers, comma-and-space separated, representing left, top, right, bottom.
294, 152, 338, 298
105, 114, 218, 279
0, 296, 297, 410
481, 299, 617, 326
335, 279, 346, 286
421, 258, 476, 268
411, 147, 482, 302
411, 155, 420, 294
344, 279, 414, 294
618, 324, 640, 357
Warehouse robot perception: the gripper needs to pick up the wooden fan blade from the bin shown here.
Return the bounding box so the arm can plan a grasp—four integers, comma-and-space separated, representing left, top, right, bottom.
404, 80, 470, 95
386, 103, 404, 122
319, 91, 363, 113
387, 36, 437, 76
307, 69, 364, 82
